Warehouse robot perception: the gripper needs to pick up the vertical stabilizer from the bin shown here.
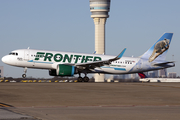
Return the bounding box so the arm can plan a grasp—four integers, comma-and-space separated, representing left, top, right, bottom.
141, 33, 173, 62
138, 72, 148, 78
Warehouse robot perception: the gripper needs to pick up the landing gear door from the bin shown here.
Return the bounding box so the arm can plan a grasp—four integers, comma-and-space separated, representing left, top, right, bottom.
24, 50, 29, 61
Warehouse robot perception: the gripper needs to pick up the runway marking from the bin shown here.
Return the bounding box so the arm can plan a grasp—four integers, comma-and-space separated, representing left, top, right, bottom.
0, 103, 14, 107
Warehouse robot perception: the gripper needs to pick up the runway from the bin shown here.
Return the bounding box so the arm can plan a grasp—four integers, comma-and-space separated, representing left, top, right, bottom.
0, 83, 180, 120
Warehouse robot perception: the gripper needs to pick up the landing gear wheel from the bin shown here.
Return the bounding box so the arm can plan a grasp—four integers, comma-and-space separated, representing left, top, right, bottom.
22, 74, 26, 78
22, 67, 28, 78
77, 77, 83, 82
83, 77, 89, 82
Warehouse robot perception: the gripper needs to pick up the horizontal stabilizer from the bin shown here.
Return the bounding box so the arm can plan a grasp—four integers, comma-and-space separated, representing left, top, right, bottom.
152, 61, 175, 66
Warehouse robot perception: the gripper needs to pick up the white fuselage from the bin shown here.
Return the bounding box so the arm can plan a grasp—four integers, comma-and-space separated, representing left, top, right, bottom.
2, 49, 174, 76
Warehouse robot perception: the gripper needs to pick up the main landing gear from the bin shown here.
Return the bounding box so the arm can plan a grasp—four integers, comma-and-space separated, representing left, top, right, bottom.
22, 67, 27, 78
77, 73, 89, 82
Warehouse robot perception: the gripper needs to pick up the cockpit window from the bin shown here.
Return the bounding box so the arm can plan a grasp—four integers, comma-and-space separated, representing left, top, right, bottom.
9, 52, 18, 56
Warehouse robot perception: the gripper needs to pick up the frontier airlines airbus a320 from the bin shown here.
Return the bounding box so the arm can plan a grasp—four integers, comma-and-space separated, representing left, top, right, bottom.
2, 33, 175, 82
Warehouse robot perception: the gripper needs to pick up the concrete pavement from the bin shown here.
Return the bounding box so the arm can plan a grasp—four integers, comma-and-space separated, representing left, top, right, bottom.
0, 83, 180, 120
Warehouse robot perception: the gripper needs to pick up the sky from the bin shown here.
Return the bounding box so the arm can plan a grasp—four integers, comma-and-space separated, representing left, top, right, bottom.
0, 0, 180, 78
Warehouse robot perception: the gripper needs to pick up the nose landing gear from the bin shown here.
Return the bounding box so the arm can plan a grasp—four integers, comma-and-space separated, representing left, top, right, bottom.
22, 67, 27, 78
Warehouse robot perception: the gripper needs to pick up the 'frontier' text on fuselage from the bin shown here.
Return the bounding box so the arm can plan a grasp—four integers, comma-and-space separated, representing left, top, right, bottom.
35, 52, 102, 63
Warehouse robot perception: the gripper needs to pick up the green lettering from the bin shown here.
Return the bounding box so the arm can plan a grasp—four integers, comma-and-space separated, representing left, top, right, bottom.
81, 56, 86, 63
74, 55, 82, 63
35, 52, 45, 60
85, 56, 93, 62
94, 57, 101, 61
44, 53, 53, 61
63, 54, 73, 63
54, 53, 63, 62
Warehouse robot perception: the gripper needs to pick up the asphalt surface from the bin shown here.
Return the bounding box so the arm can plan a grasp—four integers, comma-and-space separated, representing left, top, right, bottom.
0, 108, 36, 120
0, 82, 180, 120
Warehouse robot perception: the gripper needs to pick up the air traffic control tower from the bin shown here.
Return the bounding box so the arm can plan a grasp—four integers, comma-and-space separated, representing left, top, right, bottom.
89, 0, 110, 54
89, 0, 111, 82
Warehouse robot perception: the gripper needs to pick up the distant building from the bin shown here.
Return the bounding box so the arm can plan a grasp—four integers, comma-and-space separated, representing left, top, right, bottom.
154, 70, 158, 78
119, 74, 129, 79
113, 75, 119, 80
159, 69, 167, 78
149, 70, 158, 78
124, 74, 129, 79
130, 74, 136, 79
119, 75, 125, 79
149, 73, 154, 78
0, 66, 4, 78
168, 72, 176, 78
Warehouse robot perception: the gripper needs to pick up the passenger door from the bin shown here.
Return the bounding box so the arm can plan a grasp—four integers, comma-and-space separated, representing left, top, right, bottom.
24, 50, 29, 61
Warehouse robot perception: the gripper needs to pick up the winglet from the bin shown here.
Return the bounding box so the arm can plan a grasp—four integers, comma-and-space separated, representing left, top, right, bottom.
117, 48, 126, 59
109, 48, 126, 62
75, 48, 126, 67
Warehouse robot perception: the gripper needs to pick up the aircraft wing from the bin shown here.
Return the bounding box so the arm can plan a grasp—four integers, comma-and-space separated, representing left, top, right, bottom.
74, 48, 126, 70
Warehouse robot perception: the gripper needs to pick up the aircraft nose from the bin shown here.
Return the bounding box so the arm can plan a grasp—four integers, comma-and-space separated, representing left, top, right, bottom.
2, 55, 9, 64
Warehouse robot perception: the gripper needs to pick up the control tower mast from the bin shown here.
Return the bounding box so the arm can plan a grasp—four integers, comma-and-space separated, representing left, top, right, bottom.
89, 0, 110, 54
89, 0, 111, 82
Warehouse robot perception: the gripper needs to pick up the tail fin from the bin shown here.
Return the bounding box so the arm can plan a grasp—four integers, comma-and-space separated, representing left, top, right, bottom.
141, 33, 173, 62
138, 72, 148, 79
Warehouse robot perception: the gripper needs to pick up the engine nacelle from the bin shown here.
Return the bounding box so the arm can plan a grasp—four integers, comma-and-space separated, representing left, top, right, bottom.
57, 64, 76, 76
49, 64, 76, 76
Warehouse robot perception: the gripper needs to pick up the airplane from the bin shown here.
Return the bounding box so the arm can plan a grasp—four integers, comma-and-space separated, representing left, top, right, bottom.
138, 72, 180, 82
2, 33, 175, 82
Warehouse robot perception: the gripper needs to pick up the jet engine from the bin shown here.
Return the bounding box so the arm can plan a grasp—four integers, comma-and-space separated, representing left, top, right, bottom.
49, 64, 76, 76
